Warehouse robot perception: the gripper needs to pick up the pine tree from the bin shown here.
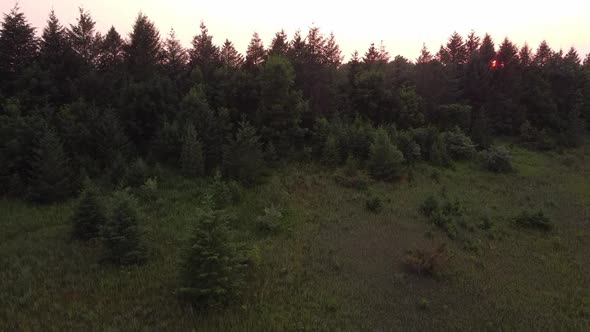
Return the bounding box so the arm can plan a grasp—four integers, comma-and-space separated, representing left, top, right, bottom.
177, 210, 245, 307
465, 30, 481, 58
269, 30, 288, 57
367, 128, 405, 181
97, 26, 124, 71
180, 123, 205, 177
28, 128, 74, 203
125, 13, 161, 78
71, 180, 106, 241
534, 40, 552, 67
39, 10, 67, 70
219, 39, 243, 68
189, 21, 220, 78
68, 7, 100, 68
245, 32, 266, 69
222, 121, 265, 186
101, 190, 146, 265
0, 5, 38, 84
416, 43, 433, 64
363, 42, 389, 65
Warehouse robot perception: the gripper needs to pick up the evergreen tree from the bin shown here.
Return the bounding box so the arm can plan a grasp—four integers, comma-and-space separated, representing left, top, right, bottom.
97, 26, 124, 71
71, 180, 106, 241
28, 128, 74, 203
268, 30, 289, 57
465, 30, 481, 58
178, 210, 246, 307
219, 39, 243, 68
222, 121, 265, 186
68, 7, 101, 68
180, 123, 205, 177
367, 128, 405, 181
39, 10, 67, 70
0, 5, 38, 89
258, 56, 305, 153
189, 21, 220, 79
125, 13, 161, 78
101, 190, 146, 265
416, 43, 433, 64
245, 32, 266, 69
322, 134, 340, 166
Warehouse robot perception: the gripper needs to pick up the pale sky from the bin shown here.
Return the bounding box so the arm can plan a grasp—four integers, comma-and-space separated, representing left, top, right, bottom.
2, 0, 590, 61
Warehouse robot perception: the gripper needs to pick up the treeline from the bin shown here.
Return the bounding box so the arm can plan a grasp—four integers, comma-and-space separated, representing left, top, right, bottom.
1, 5, 589, 202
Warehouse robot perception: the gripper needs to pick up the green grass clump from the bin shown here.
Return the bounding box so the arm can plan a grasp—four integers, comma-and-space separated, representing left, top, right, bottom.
514, 210, 552, 231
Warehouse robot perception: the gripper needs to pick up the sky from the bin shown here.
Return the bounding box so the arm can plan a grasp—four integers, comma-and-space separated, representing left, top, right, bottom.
2, 0, 590, 62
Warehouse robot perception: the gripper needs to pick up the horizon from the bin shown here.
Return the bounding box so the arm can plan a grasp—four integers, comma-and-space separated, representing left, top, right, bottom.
2, 0, 590, 62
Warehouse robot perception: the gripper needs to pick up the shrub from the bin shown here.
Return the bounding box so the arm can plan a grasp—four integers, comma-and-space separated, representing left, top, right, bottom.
322, 134, 340, 166
367, 128, 405, 181
514, 210, 552, 231
429, 135, 451, 167
480, 145, 513, 173
403, 243, 451, 276
209, 171, 241, 209
71, 180, 106, 241
126, 157, 150, 187
420, 195, 439, 217
342, 154, 360, 177
138, 177, 158, 202
101, 190, 146, 265
441, 127, 476, 160
397, 131, 421, 165
178, 210, 246, 307
365, 196, 383, 213
257, 205, 284, 232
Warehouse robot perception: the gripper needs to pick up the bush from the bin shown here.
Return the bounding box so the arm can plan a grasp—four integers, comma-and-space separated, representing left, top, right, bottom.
429, 135, 451, 167
257, 205, 284, 232
126, 157, 150, 187
322, 134, 340, 166
480, 145, 513, 173
367, 128, 405, 181
514, 210, 552, 231
403, 243, 451, 276
441, 127, 476, 160
342, 154, 360, 177
397, 131, 421, 165
420, 195, 439, 218
71, 180, 106, 241
178, 210, 246, 307
138, 177, 158, 202
209, 171, 241, 209
365, 196, 383, 213
101, 190, 146, 265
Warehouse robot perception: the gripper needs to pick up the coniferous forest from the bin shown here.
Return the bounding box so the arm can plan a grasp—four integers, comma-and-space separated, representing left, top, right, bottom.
2, 5, 590, 331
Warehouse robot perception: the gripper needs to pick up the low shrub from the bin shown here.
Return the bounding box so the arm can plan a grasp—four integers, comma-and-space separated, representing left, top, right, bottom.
209, 171, 241, 209
365, 196, 383, 213
403, 243, 451, 276
257, 205, 284, 233
480, 145, 513, 173
441, 127, 476, 160
420, 195, 439, 217
514, 210, 552, 231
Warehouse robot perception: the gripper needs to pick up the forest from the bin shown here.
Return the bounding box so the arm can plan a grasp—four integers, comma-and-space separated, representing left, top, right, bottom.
1, 4, 590, 330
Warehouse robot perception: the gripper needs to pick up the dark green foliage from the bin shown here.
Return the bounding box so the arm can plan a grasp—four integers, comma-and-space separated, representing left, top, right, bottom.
209, 171, 241, 209
514, 210, 552, 231
365, 196, 383, 213
429, 135, 451, 167
0, 5, 38, 80
152, 120, 181, 163
180, 124, 205, 177
257, 205, 284, 233
441, 127, 476, 160
397, 131, 422, 165
480, 145, 513, 173
322, 134, 340, 166
178, 210, 246, 307
71, 180, 106, 241
101, 190, 146, 265
126, 158, 150, 187
420, 196, 439, 217
222, 121, 265, 186
28, 128, 74, 203
367, 128, 405, 181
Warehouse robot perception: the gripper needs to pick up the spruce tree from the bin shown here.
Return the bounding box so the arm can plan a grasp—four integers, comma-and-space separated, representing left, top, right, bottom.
268, 30, 289, 57
220, 39, 243, 68
28, 128, 74, 203
367, 128, 405, 181
161, 28, 188, 80
178, 210, 246, 307
322, 134, 340, 166
180, 123, 205, 177
245, 32, 266, 69
97, 26, 124, 71
222, 121, 265, 186
0, 5, 38, 87
101, 190, 146, 265
71, 180, 106, 241
125, 13, 161, 79
68, 8, 100, 68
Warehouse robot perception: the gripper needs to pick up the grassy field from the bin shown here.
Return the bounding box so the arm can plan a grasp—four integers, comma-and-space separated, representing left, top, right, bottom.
2, 143, 590, 331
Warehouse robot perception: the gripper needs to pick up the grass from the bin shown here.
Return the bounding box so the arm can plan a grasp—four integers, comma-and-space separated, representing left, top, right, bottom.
1, 143, 590, 330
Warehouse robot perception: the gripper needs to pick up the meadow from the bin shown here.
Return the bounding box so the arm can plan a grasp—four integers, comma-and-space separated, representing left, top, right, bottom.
1, 142, 590, 331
